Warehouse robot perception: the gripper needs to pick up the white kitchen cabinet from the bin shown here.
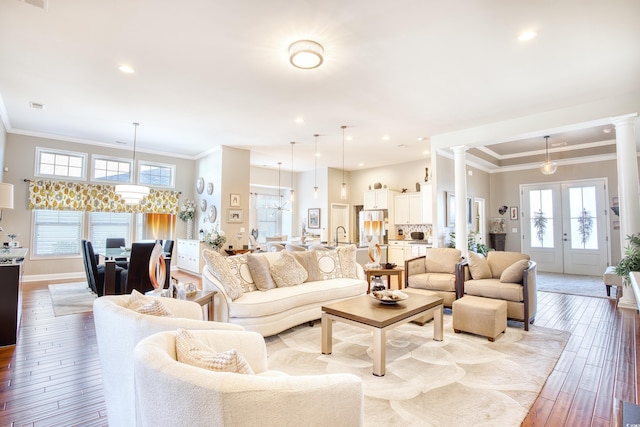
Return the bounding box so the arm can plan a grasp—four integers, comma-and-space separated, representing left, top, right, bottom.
177, 239, 206, 274
364, 189, 390, 210
421, 183, 433, 224
410, 243, 430, 258
394, 193, 423, 224
387, 241, 406, 265
388, 240, 414, 264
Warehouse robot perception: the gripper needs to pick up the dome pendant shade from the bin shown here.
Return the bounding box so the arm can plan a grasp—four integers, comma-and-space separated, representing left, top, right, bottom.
539, 135, 558, 175
115, 122, 150, 204
289, 40, 324, 69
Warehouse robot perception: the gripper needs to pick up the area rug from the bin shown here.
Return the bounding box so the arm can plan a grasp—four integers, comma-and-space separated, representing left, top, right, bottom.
537, 271, 616, 299
48, 282, 96, 316
265, 316, 569, 427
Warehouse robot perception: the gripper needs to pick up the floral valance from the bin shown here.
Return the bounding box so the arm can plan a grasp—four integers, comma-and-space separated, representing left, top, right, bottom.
28, 180, 180, 214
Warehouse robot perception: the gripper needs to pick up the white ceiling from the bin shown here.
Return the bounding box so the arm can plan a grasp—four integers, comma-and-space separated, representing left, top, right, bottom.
0, 0, 638, 172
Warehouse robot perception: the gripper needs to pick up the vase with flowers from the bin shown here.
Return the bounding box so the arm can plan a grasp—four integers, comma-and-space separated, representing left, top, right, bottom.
204, 225, 227, 251
179, 199, 196, 239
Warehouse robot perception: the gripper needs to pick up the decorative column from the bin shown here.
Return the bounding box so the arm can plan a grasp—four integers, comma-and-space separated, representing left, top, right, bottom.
452, 145, 469, 258
613, 115, 640, 310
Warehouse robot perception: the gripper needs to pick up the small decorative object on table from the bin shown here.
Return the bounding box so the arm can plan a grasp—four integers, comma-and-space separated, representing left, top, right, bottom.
204, 225, 226, 251
366, 235, 382, 269
371, 289, 408, 304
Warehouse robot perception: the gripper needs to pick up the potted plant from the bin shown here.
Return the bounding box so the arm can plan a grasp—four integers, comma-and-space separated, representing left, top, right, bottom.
614, 234, 640, 285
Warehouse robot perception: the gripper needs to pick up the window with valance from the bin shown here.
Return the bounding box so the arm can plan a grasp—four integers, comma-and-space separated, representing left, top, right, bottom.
28, 180, 180, 214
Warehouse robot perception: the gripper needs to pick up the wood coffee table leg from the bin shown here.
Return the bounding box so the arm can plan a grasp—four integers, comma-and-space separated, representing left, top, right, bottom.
321, 313, 332, 354
372, 328, 386, 376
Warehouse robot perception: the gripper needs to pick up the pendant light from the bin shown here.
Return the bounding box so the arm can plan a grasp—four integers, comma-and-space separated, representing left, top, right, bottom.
290, 141, 295, 202
115, 122, 150, 204
340, 125, 347, 200
313, 134, 319, 199
270, 162, 289, 216
539, 135, 558, 175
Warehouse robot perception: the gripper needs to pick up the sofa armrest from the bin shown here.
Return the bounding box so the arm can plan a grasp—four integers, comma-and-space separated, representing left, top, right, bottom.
456, 259, 469, 299
404, 256, 426, 287
201, 266, 233, 323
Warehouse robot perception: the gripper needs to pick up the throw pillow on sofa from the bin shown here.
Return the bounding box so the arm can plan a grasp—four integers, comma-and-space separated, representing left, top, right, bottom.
246, 254, 277, 291
467, 251, 492, 279
226, 254, 257, 292
175, 328, 254, 375
337, 244, 358, 279
203, 249, 244, 300
315, 249, 343, 280
269, 251, 308, 287
291, 251, 323, 282
499, 259, 530, 283
126, 290, 174, 317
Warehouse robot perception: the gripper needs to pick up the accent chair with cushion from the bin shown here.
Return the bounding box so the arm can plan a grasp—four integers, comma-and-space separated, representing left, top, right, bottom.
134, 329, 363, 427
457, 251, 537, 330
93, 294, 243, 427
404, 247, 463, 307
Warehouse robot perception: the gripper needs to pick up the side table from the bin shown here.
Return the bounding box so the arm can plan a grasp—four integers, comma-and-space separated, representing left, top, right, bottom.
187, 290, 217, 321
365, 267, 404, 293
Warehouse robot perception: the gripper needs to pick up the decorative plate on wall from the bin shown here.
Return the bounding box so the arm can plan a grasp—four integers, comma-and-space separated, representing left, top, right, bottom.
196, 177, 204, 194
207, 182, 214, 195
208, 205, 217, 223
200, 198, 207, 212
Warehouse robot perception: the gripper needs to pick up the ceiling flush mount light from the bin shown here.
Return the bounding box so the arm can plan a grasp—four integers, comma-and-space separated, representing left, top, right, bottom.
289, 40, 324, 69
115, 123, 150, 204
340, 125, 347, 200
540, 135, 558, 175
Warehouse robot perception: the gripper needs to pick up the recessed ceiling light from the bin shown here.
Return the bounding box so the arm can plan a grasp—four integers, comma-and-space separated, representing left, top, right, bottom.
29, 101, 45, 110
358, 162, 364, 167
294, 117, 304, 123
422, 150, 429, 155
518, 31, 537, 41
346, 135, 353, 141
417, 137, 426, 141
382, 135, 390, 141
119, 64, 135, 74
603, 128, 612, 134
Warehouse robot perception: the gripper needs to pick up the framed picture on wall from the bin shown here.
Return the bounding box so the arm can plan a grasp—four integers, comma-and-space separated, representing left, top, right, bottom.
510, 206, 518, 221
227, 208, 243, 223
308, 208, 320, 229
446, 192, 455, 228
230, 193, 241, 207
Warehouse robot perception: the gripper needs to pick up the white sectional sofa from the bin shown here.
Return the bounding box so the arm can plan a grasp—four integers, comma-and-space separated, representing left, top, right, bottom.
202, 245, 368, 336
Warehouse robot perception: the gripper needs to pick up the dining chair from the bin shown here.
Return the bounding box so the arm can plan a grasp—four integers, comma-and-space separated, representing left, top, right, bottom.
106, 237, 129, 268
162, 240, 174, 287
83, 240, 126, 296
120, 242, 160, 294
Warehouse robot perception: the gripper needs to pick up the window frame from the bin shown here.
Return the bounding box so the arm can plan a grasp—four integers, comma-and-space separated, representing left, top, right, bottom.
90, 154, 134, 184
30, 209, 84, 259
138, 160, 176, 188
34, 147, 88, 180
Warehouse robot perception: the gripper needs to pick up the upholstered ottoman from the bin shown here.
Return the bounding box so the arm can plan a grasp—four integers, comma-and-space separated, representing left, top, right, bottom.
603, 266, 623, 297
453, 296, 507, 341
403, 287, 439, 324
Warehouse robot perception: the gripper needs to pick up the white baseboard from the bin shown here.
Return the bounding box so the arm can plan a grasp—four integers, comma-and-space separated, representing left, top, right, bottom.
23, 272, 86, 283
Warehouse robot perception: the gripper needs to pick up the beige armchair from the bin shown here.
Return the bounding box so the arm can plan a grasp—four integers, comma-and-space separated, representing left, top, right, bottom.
457, 251, 537, 330
404, 247, 463, 307
134, 329, 364, 427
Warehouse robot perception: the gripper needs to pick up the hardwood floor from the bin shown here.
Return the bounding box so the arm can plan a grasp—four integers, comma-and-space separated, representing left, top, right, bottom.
0, 278, 637, 426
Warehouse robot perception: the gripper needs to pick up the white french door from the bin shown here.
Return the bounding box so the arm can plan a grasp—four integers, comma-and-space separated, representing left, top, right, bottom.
522, 179, 609, 276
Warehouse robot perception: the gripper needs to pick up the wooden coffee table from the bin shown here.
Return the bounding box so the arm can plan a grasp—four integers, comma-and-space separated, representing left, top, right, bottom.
321, 293, 443, 376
